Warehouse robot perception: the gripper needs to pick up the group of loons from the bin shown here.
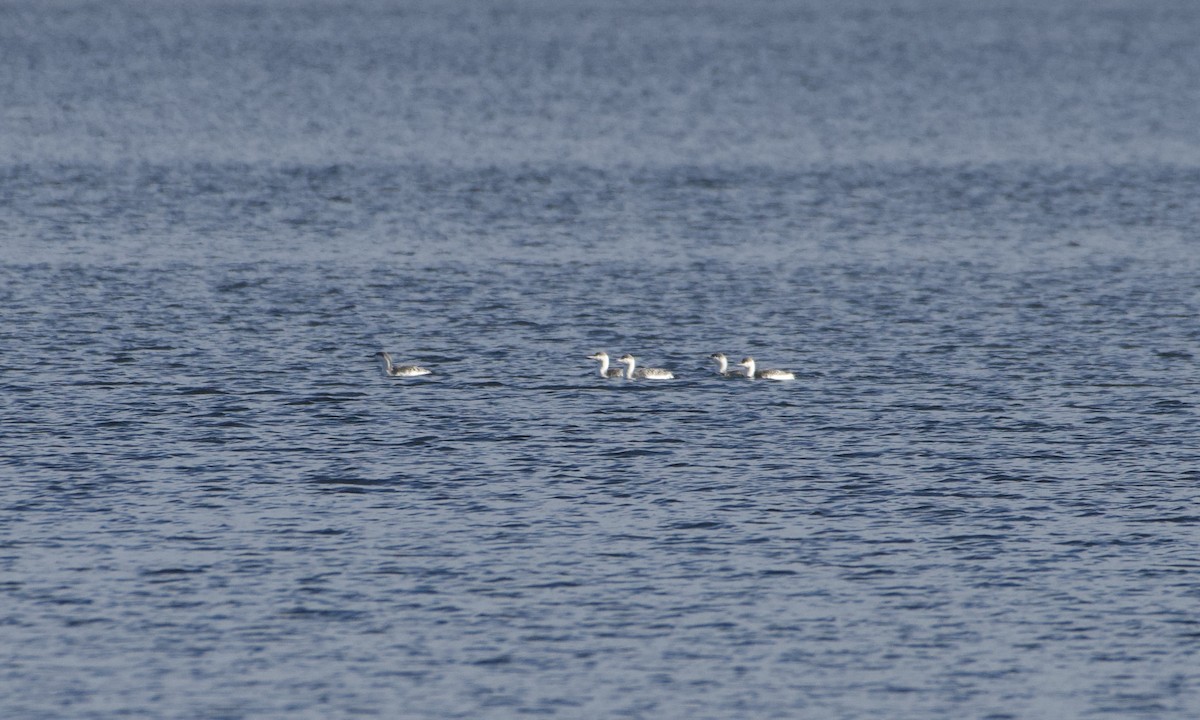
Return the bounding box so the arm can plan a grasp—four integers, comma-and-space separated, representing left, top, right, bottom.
588, 351, 795, 380
374, 351, 795, 381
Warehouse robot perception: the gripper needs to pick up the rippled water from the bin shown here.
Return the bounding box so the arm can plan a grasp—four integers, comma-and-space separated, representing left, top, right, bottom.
3, 1, 1200, 718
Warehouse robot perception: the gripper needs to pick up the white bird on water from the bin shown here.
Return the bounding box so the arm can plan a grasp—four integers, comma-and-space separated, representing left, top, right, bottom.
374, 351, 432, 377
616, 354, 675, 380
709, 352, 739, 377
587, 351, 624, 378
737, 357, 794, 380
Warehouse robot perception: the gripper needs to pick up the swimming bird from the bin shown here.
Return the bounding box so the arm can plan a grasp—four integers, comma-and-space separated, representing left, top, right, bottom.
616, 354, 675, 380
708, 352, 740, 377
374, 351, 432, 377
737, 357, 794, 380
587, 351, 624, 378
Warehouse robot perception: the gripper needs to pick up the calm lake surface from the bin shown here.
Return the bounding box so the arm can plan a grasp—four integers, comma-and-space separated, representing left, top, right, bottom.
2, 1, 1199, 718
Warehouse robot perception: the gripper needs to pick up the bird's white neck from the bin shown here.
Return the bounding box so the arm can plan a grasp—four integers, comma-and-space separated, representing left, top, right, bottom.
596, 356, 610, 377
742, 359, 756, 378
623, 358, 636, 379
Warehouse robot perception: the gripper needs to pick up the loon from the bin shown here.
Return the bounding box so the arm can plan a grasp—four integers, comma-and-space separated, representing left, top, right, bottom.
708, 352, 740, 377
587, 351, 624, 378
737, 357, 794, 380
374, 351, 432, 377
616, 354, 675, 380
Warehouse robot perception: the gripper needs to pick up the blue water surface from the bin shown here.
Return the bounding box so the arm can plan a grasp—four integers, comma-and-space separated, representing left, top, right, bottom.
2, 1, 1199, 718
